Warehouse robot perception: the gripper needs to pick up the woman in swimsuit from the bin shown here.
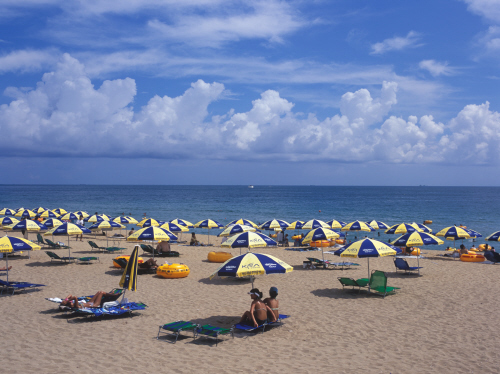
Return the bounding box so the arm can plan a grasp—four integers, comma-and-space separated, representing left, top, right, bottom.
60, 291, 116, 309
239, 288, 276, 327
263, 286, 279, 321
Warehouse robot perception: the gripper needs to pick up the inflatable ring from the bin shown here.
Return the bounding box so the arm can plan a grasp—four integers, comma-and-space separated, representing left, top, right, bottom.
270, 234, 277, 238
157, 263, 190, 278
460, 253, 485, 262
207, 251, 233, 263
423, 220, 433, 224
410, 248, 421, 256
310, 240, 333, 248
292, 235, 301, 240
113, 255, 144, 268
478, 244, 488, 251
336, 239, 346, 245
468, 248, 480, 252
459, 225, 467, 229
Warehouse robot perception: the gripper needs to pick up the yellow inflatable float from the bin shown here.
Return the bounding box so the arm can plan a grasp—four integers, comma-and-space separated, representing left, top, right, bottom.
112, 255, 144, 268
310, 240, 334, 248
157, 263, 190, 278
292, 235, 302, 240
423, 220, 433, 224
207, 251, 233, 263
336, 239, 346, 245
409, 248, 421, 256
460, 253, 485, 262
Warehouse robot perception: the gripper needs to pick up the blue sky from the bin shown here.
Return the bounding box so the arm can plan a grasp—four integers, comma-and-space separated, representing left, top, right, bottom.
0, 0, 499, 185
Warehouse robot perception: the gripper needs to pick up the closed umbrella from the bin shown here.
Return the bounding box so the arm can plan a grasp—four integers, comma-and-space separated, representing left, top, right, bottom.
118, 245, 139, 303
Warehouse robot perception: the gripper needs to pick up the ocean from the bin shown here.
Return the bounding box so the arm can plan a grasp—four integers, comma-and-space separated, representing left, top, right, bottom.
1, 185, 498, 250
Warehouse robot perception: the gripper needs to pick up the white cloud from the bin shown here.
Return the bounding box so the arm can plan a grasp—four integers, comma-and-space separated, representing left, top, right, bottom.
1, 54, 499, 166
0, 49, 58, 74
463, 0, 500, 23
419, 60, 457, 77
370, 31, 423, 55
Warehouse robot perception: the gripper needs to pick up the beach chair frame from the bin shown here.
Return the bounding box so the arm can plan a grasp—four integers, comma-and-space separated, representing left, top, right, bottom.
157, 320, 198, 343
0, 279, 45, 295
195, 325, 234, 346
394, 258, 422, 275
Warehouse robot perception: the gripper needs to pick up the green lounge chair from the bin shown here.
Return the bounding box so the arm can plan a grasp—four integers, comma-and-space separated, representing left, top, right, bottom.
88, 241, 124, 254
195, 325, 234, 346
46, 251, 78, 263
368, 270, 400, 298
338, 277, 369, 292
113, 258, 156, 274
141, 244, 180, 258
45, 239, 70, 249
157, 321, 198, 343
36, 233, 48, 247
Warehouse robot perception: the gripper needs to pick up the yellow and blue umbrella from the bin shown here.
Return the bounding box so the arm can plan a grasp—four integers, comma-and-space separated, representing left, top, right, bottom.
119, 245, 138, 294
52, 208, 67, 216
259, 219, 290, 231
42, 218, 63, 228
209, 252, 292, 287
366, 220, 390, 230
8, 219, 47, 232
195, 219, 224, 245
0, 217, 19, 227
74, 211, 89, 218
0, 235, 40, 282
113, 216, 136, 225
137, 218, 161, 227
59, 212, 80, 221
32, 207, 47, 214
125, 216, 139, 224
88, 221, 124, 246
127, 226, 178, 242
327, 220, 347, 229
44, 223, 91, 258
411, 222, 432, 233
341, 220, 375, 233
385, 223, 422, 235
435, 226, 471, 240
486, 231, 500, 242
40, 210, 59, 218
15, 209, 37, 219
218, 224, 256, 237
170, 218, 194, 228
221, 231, 277, 254
225, 219, 258, 229
160, 222, 189, 232
302, 227, 341, 244
301, 219, 330, 230
0, 208, 16, 216
392, 231, 444, 275
286, 221, 304, 230
463, 228, 481, 238
85, 214, 109, 223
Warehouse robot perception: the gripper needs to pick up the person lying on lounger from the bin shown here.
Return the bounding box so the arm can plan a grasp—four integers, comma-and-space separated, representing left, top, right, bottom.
138, 258, 158, 270
239, 288, 276, 327
0, 266, 12, 271
263, 286, 279, 321
60, 291, 117, 309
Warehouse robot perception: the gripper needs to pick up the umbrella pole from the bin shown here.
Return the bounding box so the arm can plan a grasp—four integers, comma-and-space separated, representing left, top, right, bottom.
418, 254, 420, 276
367, 258, 370, 292
6, 254, 9, 283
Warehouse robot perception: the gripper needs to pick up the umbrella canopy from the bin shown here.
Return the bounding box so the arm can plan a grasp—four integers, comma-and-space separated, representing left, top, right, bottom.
0, 217, 19, 227
209, 252, 293, 287
43, 218, 64, 228
302, 227, 341, 244
486, 231, 500, 242
85, 214, 109, 223
286, 221, 304, 230
385, 223, 422, 235
463, 228, 482, 238
32, 207, 47, 214
435, 226, 471, 241
169, 218, 194, 228
74, 211, 89, 218
327, 220, 347, 229
125, 216, 139, 224
334, 238, 399, 280
44, 223, 91, 258
52, 208, 67, 216
221, 232, 276, 254
218, 224, 256, 237
392, 231, 444, 247
259, 219, 290, 230
113, 216, 135, 224
0, 208, 16, 216
225, 219, 258, 228
366, 220, 390, 230
301, 219, 330, 230
88, 221, 124, 231
137, 218, 161, 227
40, 210, 59, 218
411, 222, 432, 233
127, 226, 178, 242
194, 219, 224, 229
15, 209, 37, 219
341, 221, 375, 233
8, 219, 47, 232
160, 222, 189, 233
59, 212, 80, 221
119, 245, 138, 292
0, 235, 41, 282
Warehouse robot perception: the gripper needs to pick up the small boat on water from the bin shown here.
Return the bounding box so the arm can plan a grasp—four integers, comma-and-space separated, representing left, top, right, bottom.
248, 185, 254, 188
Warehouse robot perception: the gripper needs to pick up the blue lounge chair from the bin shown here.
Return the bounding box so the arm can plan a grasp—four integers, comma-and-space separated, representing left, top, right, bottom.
68, 302, 147, 318
394, 258, 423, 274
233, 314, 290, 334
0, 279, 46, 295
484, 251, 500, 264
157, 320, 199, 343
195, 325, 234, 346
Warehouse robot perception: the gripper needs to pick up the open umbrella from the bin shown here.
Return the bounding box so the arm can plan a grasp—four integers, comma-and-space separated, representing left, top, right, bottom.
32, 207, 47, 215
44, 223, 91, 258
366, 220, 390, 230
286, 221, 304, 230
435, 226, 471, 250
42, 218, 64, 228
486, 231, 500, 242
0, 235, 40, 282
170, 218, 194, 228
209, 252, 292, 287
301, 219, 330, 230
194, 219, 224, 245
0, 217, 19, 227
385, 223, 422, 235
302, 227, 341, 261
85, 214, 108, 223
218, 224, 256, 238
411, 222, 432, 233
0, 208, 16, 216
259, 219, 290, 231
221, 231, 277, 254
59, 212, 81, 222
127, 226, 177, 259
15, 209, 37, 219
74, 211, 89, 218
341, 221, 375, 241
327, 220, 347, 229
137, 218, 161, 227
52, 208, 67, 216
88, 221, 124, 246
392, 232, 444, 275
40, 210, 59, 218
7, 220, 47, 243
225, 219, 258, 228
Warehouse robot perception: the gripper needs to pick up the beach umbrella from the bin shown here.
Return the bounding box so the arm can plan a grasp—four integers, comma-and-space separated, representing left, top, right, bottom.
0, 208, 16, 216
435, 226, 471, 250
74, 211, 89, 218
209, 252, 292, 287
302, 227, 341, 261
385, 223, 422, 235
194, 219, 224, 245
113, 216, 135, 225
366, 220, 390, 230
286, 221, 304, 230
125, 216, 139, 224
0, 217, 19, 227
88, 221, 124, 247
327, 220, 347, 229
464, 228, 482, 238
7, 220, 48, 240
137, 218, 161, 228
32, 207, 47, 214
411, 222, 432, 233
486, 231, 500, 242
333, 239, 398, 285
127, 226, 178, 242
160, 222, 189, 233
42, 218, 64, 228
392, 232, 444, 275
342, 221, 375, 233
218, 224, 256, 238
221, 232, 277, 251
119, 245, 139, 302
15, 209, 37, 219
59, 212, 80, 221
169, 218, 194, 228
40, 210, 59, 218
99, 214, 112, 221
85, 214, 108, 223
259, 219, 290, 231
225, 219, 258, 229
52, 208, 67, 216
301, 219, 330, 230
44, 223, 91, 258
0, 235, 40, 282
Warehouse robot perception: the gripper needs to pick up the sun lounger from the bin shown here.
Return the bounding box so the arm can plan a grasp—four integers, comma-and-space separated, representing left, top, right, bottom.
394, 258, 422, 274
0, 279, 46, 295
140, 244, 180, 257
369, 270, 400, 298
157, 320, 199, 343
45, 239, 70, 249
195, 325, 234, 346
88, 241, 124, 254
36, 233, 49, 247
338, 277, 369, 292
306, 257, 334, 269
233, 314, 290, 334
330, 261, 360, 270
46, 288, 124, 309
46, 251, 78, 263
70, 302, 147, 318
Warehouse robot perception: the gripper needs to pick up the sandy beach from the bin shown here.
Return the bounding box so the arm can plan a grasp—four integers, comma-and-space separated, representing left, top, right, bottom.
1, 231, 499, 374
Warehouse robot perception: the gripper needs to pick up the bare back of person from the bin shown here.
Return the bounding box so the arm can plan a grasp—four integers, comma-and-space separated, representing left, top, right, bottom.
252, 300, 268, 322
263, 297, 279, 320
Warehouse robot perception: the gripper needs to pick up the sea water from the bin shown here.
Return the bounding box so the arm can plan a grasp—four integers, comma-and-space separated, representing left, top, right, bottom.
1, 185, 498, 250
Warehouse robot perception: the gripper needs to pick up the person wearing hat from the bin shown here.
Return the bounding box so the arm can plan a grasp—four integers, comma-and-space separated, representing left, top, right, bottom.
239, 288, 276, 327
263, 287, 279, 321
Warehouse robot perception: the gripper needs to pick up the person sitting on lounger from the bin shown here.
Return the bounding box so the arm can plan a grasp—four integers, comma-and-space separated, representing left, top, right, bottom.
263, 286, 279, 321
138, 258, 158, 270
60, 291, 117, 309
156, 240, 171, 253
239, 288, 276, 327
128, 228, 135, 236
459, 244, 468, 255
190, 233, 200, 246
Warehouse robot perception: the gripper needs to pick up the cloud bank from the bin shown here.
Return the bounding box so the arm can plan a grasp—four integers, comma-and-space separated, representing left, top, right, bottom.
1, 54, 499, 165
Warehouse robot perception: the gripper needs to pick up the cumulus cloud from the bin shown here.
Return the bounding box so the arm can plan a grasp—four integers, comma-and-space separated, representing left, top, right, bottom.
0, 49, 58, 74
463, 0, 500, 23
419, 60, 456, 77
1, 54, 499, 165
370, 31, 423, 55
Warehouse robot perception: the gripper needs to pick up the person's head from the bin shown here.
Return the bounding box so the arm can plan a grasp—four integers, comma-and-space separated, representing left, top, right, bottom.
460, 244, 465, 249
269, 286, 278, 299
192, 232, 196, 237
79, 215, 83, 220
248, 288, 263, 299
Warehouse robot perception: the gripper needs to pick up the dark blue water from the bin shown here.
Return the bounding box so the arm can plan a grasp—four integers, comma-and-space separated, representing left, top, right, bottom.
1, 185, 498, 249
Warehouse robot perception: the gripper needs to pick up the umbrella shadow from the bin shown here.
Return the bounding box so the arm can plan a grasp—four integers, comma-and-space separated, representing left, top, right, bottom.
311, 288, 365, 299
25, 261, 70, 267
198, 277, 252, 286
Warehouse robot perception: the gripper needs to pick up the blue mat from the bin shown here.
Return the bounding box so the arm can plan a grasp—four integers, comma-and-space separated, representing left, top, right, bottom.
234, 314, 290, 331
72, 302, 147, 317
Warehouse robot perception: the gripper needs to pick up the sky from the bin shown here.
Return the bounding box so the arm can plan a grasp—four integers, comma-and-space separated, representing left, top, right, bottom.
0, 0, 499, 185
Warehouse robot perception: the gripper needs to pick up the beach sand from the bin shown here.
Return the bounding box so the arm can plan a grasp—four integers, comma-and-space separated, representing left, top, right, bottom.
1, 231, 498, 374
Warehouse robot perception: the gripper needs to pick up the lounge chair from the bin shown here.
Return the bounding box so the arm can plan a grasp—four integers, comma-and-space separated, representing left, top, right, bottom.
140, 244, 180, 257
306, 257, 333, 269
36, 233, 48, 247
338, 277, 369, 292
394, 258, 422, 274
368, 270, 400, 298
113, 258, 157, 274
69, 302, 147, 318
0, 279, 46, 295
88, 241, 124, 254
45, 239, 70, 249
233, 314, 290, 334
157, 321, 199, 343
484, 251, 500, 264
46, 251, 78, 263
46, 288, 124, 309
195, 325, 233, 346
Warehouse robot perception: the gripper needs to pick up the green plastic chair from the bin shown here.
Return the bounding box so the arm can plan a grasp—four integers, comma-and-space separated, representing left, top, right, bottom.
368, 270, 400, 297
338, 277, 369, 292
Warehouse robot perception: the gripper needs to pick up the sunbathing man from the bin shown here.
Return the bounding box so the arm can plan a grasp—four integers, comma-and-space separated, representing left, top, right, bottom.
138, 258, 158, 270
263, 287, 279, 321
239, 288, 276, 327
60, 291, 117, 309
0, 266, 12, 271
156, 240, 171, 254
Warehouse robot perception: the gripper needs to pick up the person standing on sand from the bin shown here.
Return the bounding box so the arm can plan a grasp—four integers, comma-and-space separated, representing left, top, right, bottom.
76, 215, 84, 241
